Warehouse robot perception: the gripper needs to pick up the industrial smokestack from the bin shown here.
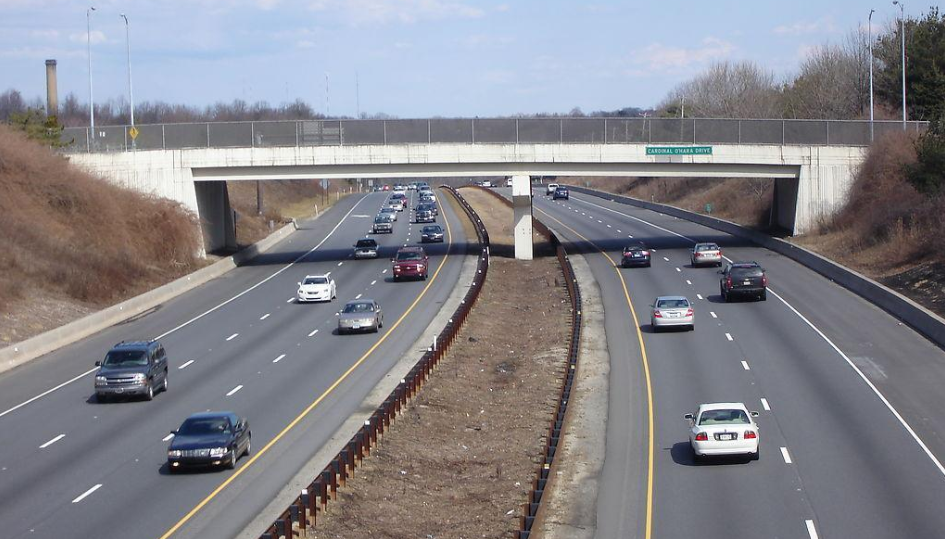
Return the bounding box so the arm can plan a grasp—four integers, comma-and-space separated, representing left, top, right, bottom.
45, 59, 58, 116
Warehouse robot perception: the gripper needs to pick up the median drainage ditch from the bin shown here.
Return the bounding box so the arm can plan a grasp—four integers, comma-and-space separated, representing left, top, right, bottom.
256, 186, 582, 538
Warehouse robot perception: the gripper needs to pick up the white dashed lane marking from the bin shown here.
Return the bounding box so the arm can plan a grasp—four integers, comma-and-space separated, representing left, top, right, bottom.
725, 333, 733, 341
710, 311, 717, 318
286, 298, 294, 303
761, 398, 771, 411
72, 484, 102, 504
663, 257, 670, 262
226, 333, 239, 341
337, 262, 343, 267
178, 360, 194, 370
307, 329, 319, 337
781, 447, 793, 464
741, 361, 750, 370
697, 294, 703, 300
355, 294, 363, 300
675, 268, 681, 273
39, 434, 65, 449
273, 354, 286, 363
806, 520, 819, 539
686, 280, 692, 285
371, 280, 377, 285
226, 385, 243, 397
260, 313, 270, 320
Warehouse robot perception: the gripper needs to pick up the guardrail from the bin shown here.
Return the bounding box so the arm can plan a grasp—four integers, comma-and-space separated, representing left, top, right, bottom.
470, 186, 583, 539
255, 186, 489, 539
62, 118, 928, 153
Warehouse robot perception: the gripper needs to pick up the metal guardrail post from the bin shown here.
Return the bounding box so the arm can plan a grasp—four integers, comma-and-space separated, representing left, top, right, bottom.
383, 120, 387, 144
516, 118, 520, 144
161, 125, 166, 150
206, 123, 211, 148
471, 119, 475, 144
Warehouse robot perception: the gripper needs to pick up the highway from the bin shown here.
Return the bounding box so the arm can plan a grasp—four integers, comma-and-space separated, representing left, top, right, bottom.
523, 188, 945, 539
0, 188, 473, 539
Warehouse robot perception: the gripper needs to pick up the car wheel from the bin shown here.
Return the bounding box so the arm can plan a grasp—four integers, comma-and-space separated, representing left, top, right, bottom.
721, 287, 729, 302
692, 447, 704, 464
97, 393, 108, 404
167, 462, 178, 474
646, 261, 651, 268
226, 447, 237, 469
760, 290, 767, 301
244, 436, 252, 457
161, 371, 169, 393
688, 324, 695, 331
751, 447, 760, 461
144, 382, 154, 401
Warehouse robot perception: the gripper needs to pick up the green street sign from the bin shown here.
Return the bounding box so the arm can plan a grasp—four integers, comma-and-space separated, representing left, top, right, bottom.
646, 146, 712, 156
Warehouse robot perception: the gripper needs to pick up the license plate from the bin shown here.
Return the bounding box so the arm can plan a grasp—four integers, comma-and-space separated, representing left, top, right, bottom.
668, 313, 679, 318
351, 325, 360, 330
743, 280, 751, 285
633, 253, 641, 258
718, 433, 735, 441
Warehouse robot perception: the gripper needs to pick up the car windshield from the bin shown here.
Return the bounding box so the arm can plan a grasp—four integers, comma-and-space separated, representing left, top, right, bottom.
356, 240, 376, 248
102, 350, 148, 367
381, 207, 395, 212
423, 226, 441, 233
303, 277, 328, 285
555, 188, 567, 193
624, 244, 646, 252
343, 302, 375, 314
731, 268, 763, 278
696, 244, 718, 252
699, 409, 750, 425
657, 299, 689, 309
396, 252, 423, 261
178, 417, 232, 436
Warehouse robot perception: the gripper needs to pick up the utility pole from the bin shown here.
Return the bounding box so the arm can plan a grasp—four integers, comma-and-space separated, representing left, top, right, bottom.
120, 14, 135, 147
893, 1, 907, 129
356, 71, 360, 119
325, 72, 330, 117
869, 9, 875, 141
87, 6, 96, 145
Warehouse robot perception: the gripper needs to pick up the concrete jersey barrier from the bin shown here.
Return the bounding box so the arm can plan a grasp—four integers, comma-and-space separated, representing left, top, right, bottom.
0, 220, 300, 376
566, 185, 945, 352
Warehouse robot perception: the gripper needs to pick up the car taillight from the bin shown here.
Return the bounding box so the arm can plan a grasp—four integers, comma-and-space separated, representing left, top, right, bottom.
695, 432, 708, 441
685, 308, 693, 316
744, 431, 757, 439
726, 276, 732, 287
653, 310, 663, 318
762, 275, 768, 286
641, 251, 650, 256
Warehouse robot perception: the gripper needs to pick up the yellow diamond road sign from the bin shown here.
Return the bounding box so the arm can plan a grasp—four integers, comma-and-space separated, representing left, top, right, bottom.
128, 126, 139, 140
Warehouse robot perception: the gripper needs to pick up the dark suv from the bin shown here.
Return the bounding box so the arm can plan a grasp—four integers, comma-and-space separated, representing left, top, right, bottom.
720, 262, 767, 302
552, 186, 570, 200
94, 340, 169, 402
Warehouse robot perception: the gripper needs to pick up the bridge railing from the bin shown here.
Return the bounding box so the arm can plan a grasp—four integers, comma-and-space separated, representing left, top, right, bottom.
61, 118, 929, 153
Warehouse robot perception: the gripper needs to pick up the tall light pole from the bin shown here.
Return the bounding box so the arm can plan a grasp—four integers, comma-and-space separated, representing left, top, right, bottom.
893, 0, 907, 129
120, 14, 135, 135
87, 6, 96, 143
869, 9, 875, 141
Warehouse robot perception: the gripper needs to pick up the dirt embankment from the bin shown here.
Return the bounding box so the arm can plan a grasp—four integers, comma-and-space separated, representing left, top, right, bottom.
310, 189, 572, 538
0, 125, 203, 345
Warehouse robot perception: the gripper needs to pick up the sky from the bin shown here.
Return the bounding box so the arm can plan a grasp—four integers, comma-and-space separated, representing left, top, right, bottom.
0, 0, 927, 118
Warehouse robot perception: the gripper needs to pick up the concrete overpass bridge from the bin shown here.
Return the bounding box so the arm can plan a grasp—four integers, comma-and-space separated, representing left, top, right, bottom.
63, 117, 926, 258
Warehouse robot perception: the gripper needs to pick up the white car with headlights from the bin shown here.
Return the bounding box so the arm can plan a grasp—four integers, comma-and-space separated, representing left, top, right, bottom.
296, 274, 336, 303
684, 402, 760, 462
650, 295, 694, 331
380, 206, 398, 221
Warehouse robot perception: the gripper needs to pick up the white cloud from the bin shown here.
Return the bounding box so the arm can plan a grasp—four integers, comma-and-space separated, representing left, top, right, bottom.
308, 0, 484, 25
30, 29, 60, 40
460, 34, 513, 50
68, 30, 107, 44
629, 37, 736, 74
773, 17, 839, 36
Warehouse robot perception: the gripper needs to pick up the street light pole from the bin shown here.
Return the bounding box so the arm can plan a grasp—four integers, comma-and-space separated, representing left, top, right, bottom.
120, 14, 135, 141
893, 1, 907, 129
869, 9, 875, 141
87, 6, 96, 144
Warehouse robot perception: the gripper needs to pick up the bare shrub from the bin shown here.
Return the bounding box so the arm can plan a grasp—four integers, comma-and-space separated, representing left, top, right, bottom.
0, 125, 202, 313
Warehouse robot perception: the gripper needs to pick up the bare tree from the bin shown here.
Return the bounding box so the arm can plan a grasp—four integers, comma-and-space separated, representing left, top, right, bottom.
783, 32, 869, 119
660, 60, 781, 118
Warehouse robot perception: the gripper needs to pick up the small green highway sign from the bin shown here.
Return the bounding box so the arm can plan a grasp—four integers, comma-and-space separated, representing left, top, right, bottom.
646, 146, 713, 156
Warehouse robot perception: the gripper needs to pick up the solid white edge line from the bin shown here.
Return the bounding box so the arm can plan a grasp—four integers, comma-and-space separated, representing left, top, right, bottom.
806, 520, 819, 539
226, 385, 243, 397
725, 333, 733, 341
571, 192, 945, 479
71, 484, 102, 503
741, 360, 751, 370
273, 354, 286, 363
40, 433, 65, 449
761, 398, 771, 411
178, 360, 194, 370
768, 287, 945, 478
226, 333, 239, 341
0, 367, 98, 419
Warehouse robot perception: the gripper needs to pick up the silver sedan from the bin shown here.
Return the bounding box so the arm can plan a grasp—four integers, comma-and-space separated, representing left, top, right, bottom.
338, 299, 383, 334
650, 296, 694, 331
691, 242, 722, 267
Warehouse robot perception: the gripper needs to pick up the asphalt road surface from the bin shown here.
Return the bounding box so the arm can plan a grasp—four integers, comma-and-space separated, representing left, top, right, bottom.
0, 188, 472, 539
522, 187, 945, 539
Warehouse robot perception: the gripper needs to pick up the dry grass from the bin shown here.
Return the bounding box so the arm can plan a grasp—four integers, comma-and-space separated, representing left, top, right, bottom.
0, 125, 202, 340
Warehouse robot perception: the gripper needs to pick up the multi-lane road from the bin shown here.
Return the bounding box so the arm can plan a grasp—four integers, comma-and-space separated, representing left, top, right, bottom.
525, 188, 945, 539
0, 188, 473, 539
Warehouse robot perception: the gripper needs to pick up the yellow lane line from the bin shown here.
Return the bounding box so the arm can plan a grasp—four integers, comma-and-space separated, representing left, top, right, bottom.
158, 208, 456, 539
534, 205, 655, 539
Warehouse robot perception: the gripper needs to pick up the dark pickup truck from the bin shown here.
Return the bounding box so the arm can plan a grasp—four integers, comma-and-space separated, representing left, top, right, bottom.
720, 262, 767, 302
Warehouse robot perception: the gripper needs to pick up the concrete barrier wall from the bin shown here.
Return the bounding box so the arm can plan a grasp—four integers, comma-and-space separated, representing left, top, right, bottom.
0, 221, 299, 376
567, 185, 945, 351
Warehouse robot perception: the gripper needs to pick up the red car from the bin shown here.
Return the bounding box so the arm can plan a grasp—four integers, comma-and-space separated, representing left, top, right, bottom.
392, 246, 429, 281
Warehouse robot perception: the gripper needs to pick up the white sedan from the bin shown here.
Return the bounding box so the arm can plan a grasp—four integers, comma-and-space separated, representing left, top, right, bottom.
684, 402, 760, 462
296, 274, 336, 303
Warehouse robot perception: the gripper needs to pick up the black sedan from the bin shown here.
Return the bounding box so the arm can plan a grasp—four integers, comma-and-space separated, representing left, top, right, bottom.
167, 412, 251, 472
420, 224, 445, 243
621, 241, 651, 268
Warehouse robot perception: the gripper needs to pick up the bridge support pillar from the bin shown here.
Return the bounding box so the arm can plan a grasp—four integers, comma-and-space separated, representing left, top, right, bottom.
512, 175, 533, 260
194, 181, 237, 253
